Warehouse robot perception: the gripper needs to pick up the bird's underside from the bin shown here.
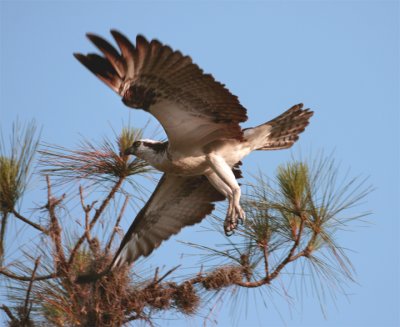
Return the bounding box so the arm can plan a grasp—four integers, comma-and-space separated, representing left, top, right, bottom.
74, 30, 313, 269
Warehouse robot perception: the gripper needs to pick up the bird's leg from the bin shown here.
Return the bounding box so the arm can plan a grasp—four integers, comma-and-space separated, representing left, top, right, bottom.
205, 172, 235, 234
206, 154, 245, 234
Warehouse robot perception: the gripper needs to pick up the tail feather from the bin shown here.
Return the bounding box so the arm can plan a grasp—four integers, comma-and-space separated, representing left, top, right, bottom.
245, 103, 313, 151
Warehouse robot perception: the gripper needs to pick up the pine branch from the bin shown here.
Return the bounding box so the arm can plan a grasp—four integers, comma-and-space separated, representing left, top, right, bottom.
68, 176, 125, 265
0, 305, 17, 322
12, 209, 48, 234
0, 266, 58, 281
46, 176, 67, 271
22, 257, 40, 319
105, 195, 129, 254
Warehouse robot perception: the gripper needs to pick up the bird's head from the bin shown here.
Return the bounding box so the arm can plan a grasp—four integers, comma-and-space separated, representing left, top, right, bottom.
123, 139, 166, 161
124, 140, 145, 157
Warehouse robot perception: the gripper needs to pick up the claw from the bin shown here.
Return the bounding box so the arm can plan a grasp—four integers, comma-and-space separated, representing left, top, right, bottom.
224, 229, 235, 237
224, 202, 246, 235
224, 215, 236, 236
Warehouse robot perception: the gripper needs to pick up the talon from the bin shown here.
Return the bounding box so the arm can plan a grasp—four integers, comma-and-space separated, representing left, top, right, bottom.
225, 229, 234, 237
235, 205, 246, 221
224, 203, 243, 234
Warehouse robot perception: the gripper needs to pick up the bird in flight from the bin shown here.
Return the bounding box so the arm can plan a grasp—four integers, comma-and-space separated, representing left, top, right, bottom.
74, 31, 313, 269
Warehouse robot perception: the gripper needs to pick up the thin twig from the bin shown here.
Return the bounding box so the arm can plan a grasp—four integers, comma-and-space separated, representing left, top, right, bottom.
228, 277, 268, 288
154, 265, 181, 285
263, 242, 269, 280
84, 204, 92, 245
0, 267, 58, 281
268, 213, 306, 281
1, 305, 17, 322
79, 185, 86, 211
69, 177, 125, 265
46, 176, 66, 270
23, 257, 40, 318
105, 195, 129, 253
79, 186, 98, 249
12, 210, 48, 234
153, 267, 159, 284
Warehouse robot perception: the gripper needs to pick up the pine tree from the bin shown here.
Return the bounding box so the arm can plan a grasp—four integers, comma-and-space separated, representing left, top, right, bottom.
0, 121, 371, 326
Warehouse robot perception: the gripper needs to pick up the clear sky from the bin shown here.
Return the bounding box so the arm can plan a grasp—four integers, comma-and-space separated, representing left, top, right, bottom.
1, 1, 399, 326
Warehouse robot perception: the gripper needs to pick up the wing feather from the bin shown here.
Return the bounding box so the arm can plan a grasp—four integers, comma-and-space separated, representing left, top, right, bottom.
143, 40, 163, 75
151, 44, 174, 76
134, 35, 150, 75
110, 30, 136, 77
73, 53, 122, 92
111, 173, 227, 269
75, 31, 248, 155
86, 33, 126, 78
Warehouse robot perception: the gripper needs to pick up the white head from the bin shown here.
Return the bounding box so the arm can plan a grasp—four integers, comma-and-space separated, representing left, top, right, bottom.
124, 139, 167, 161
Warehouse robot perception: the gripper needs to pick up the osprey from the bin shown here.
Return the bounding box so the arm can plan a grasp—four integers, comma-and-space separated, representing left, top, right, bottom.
75, 31, 313, 269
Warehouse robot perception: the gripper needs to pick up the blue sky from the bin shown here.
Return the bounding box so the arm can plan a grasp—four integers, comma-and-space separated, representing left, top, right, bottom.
1, 1, 399, 326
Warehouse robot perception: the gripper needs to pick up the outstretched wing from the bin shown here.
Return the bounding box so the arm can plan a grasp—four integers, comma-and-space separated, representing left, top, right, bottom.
111, 174, 225, 268
74, 31, 248, 155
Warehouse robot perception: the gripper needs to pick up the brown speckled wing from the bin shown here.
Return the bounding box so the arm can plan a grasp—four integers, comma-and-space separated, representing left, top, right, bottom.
75, 31, 248, 155
111, 173, 228, 268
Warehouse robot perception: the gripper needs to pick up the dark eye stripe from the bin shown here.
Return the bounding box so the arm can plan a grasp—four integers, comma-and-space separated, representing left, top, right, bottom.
143, 141, 169, 153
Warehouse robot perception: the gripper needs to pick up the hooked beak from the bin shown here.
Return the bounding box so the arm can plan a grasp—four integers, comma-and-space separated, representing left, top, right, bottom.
123, 146, 135, 156
121, 141, 141, 157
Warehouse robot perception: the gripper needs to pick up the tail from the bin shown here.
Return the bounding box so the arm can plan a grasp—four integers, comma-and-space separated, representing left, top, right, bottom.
244, 103, 313, 151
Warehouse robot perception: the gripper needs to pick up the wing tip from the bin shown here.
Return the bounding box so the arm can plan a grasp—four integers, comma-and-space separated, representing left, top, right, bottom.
110, 28, 123, 37
110, 29, 132, 45
86, 32, 106, 45
73, 52, 85, 61
136, 34, 149, 46
85, 32, 97, 40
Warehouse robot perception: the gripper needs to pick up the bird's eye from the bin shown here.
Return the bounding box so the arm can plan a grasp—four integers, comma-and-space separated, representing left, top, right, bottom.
133, 141, 141, 148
